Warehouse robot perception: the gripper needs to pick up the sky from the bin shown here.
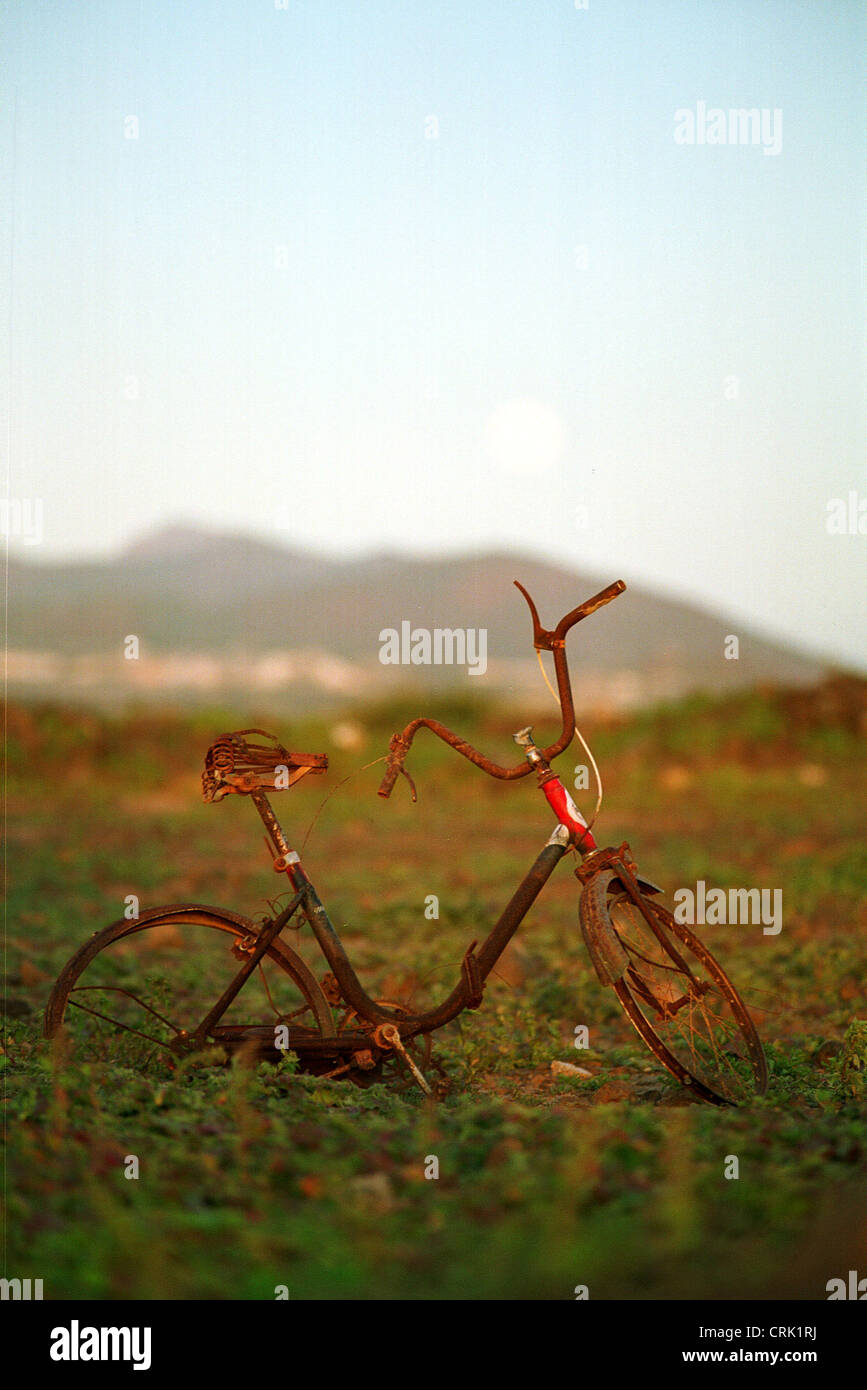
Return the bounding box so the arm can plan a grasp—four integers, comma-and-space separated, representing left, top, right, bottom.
2, 0, 865, 667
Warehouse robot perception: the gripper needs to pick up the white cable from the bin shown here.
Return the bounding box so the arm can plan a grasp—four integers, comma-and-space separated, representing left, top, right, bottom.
573, 718, 603, 830
535, 650, 603, 829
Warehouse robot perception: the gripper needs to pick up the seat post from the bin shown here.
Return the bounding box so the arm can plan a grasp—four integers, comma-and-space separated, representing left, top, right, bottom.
249, 788, 293, 860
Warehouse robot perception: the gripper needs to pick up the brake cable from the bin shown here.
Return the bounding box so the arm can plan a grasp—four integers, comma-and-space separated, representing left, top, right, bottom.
300, 754, 388, 853
535, 648, 603, 830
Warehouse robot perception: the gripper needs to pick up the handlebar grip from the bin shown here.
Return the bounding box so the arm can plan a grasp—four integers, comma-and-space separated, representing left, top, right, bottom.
378, 759, 402, 798
588, 579, 626, 612
378, 733, 409, 798
555, 578, 627, 641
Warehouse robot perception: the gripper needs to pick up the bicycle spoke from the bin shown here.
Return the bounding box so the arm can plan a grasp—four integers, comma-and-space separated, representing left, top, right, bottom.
67, 997, 175, 1051
276, 1002, 314, 1022
257, 959, 313, 1023
69, 985, 181, 1034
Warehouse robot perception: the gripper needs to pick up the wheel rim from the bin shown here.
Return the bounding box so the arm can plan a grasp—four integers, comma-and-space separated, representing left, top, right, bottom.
608, 892, 767, 1105
44, 904, 333, 1066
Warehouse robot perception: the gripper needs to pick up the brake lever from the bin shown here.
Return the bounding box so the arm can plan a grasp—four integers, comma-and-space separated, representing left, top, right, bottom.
399, 765, 418, 802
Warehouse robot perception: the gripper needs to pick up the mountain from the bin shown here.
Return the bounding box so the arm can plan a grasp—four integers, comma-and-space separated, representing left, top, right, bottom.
7, 525, 830, 707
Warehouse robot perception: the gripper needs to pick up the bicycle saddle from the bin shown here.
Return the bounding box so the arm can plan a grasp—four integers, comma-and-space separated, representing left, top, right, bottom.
202, 728, 327, 803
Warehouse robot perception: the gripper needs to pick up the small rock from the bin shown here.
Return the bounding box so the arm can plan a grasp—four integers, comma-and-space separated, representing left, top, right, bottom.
550, 1060, 593, 1079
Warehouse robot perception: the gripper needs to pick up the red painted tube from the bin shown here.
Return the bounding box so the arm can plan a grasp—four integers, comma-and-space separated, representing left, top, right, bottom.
541, 775, 597, 851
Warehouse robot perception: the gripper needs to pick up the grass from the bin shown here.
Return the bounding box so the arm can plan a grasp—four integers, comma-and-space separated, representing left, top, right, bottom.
3, 682, 866, 1299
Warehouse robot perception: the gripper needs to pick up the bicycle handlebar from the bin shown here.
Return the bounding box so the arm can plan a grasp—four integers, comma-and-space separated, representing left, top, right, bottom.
377, 579, 626, 798
379, 760, 402, 798
379, 735, 407, 799
514, 577, 626, 649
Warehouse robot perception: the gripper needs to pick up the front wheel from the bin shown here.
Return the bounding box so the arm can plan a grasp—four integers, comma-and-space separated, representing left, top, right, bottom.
582, 874, 767, 1105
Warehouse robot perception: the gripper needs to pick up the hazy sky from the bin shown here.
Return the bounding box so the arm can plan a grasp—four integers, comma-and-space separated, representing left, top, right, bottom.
3, 1, 865, 667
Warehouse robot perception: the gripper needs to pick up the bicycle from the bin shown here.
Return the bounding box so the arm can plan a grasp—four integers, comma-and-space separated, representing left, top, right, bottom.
44, 579, 768, 1106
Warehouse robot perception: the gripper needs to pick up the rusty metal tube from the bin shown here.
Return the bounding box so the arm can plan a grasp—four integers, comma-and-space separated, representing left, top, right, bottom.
295, 841, 567, 1037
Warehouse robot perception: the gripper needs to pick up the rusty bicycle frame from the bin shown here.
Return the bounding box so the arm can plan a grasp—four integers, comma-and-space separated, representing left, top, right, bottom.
277, 581, 628, 1036
45, 579, 768, 1104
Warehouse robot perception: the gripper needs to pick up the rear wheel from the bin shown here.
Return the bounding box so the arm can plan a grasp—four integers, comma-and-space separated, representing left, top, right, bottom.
44, 904, 334, 1069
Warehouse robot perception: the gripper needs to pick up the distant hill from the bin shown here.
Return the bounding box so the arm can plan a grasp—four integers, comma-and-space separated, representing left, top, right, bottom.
7, 526, 830, 708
